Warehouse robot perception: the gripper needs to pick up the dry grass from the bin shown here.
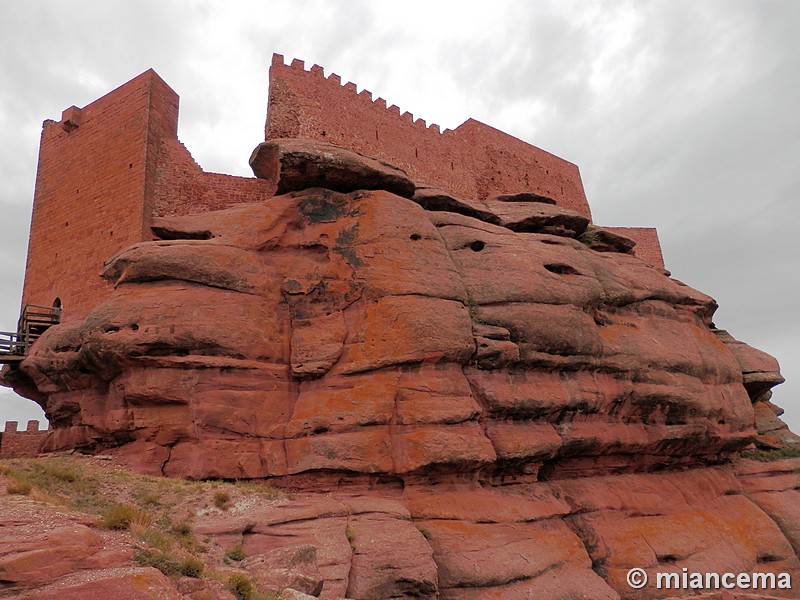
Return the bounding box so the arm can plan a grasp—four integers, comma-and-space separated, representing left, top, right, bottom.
0, 456, 288, 596
98, 503, 153, 530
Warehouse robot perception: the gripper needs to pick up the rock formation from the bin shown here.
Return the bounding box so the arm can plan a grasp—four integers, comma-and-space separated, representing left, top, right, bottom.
2, 59, 800, 598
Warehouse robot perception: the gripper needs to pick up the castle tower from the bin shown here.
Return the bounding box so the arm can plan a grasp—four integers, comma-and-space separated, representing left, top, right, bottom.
22, 70, 179, 322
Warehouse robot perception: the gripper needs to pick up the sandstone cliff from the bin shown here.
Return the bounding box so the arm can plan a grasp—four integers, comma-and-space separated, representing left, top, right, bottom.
2, 139, 799, 599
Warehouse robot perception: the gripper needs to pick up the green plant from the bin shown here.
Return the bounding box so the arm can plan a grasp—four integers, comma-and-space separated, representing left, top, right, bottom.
227, 573, 254, 599
743, 447, 800, 462
213, 489, 231, 510
178, 556, 204, 578
134, 550, 181, 576
226, 544, 246, 562
172, 520, 192, 536
140, 529, 173, 553
418, 526, 431, 540
345, 525, 356, 551
99, 503, 152, 530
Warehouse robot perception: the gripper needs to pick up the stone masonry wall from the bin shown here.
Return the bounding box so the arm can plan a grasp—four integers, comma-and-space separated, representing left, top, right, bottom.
266, 54, 591, 218
22, 70, 179, 323
0, 420, 48, 458
21, 60, 665, 332
605, 227, 665, 269
22, 70, 270, 324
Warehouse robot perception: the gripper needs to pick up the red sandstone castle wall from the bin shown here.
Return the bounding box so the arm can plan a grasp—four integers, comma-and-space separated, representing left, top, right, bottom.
22, 71, 270, 323
152, 139, 270, 218
266, 54, 591, 218
20, 61, 666, 335
605, 227, 665, 270
0, 420, 48, 458
22, 70, 179, 322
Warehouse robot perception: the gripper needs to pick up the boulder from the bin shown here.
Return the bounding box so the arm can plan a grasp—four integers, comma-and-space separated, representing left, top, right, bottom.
250, 138, 415, 198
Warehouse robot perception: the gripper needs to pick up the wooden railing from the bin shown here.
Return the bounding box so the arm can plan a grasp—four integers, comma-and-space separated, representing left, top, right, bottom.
0, 305, 61, 364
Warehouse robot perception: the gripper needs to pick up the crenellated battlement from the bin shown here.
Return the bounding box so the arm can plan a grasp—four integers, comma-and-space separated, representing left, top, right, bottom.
272, 54, 445, 134
267, 53, 591, 216
0, 420, 49, 458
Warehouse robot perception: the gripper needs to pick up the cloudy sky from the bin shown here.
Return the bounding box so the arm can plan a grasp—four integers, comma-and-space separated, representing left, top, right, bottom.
1, 0, 798, 432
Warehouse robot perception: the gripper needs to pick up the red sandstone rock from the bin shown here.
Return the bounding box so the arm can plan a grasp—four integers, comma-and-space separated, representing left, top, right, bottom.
715, 329, 786, 402
579, 224, 637, 254
18, 568, 185, 599
490, 191, 557, 204
482, 196, 591, 236
9, 186, 777, 481
4, 65, 799, 599
250, 138, 416, 198
411, 186, 500, 223
0, 524, 103, 587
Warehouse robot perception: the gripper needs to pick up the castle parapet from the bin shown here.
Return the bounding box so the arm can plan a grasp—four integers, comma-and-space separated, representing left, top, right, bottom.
266, 54, 591, 218
0, 419, 48, 458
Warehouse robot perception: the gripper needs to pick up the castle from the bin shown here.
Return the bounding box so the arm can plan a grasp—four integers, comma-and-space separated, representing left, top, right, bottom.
20, 53, 663, 325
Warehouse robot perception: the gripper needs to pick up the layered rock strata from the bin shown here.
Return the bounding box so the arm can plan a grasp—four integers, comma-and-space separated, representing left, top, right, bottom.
2, 140, 798, 599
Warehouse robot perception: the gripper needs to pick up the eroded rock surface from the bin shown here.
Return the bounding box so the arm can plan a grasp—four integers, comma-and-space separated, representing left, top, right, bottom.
3, 144, 798, 599
9, 185, 765, 480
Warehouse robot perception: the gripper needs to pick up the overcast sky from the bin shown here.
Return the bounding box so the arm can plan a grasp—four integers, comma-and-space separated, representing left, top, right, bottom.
1, 0, 798, 433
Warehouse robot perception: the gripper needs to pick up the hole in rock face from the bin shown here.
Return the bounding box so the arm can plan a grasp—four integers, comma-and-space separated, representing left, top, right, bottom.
544, 263, 580, 275
131, 324, 139, 331
759, 554, 782, 563
151, 226, 212, 240
103, 326, 120, 334
470, 241, 485, 252
409, 233, 422, 241
659, 555, 679, 564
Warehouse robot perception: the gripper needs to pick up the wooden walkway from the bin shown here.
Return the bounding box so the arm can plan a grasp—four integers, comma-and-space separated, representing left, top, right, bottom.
0, 305, 61, 365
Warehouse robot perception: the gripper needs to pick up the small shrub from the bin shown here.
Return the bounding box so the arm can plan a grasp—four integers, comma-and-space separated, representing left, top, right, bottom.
172, 520, 192, 536
213, 489, 231, 510
141, 529, 173, 552
291, 545, 317, 565
418, 526, 431, 540
227, 573, 254, 599
178, 556, 204, 578
7, 478, 32, 495
177, 533, 203, 554
134, 550, 181, 576
226, 544, 246, 562
345, 525, 356, 551
99, 503, 152, 530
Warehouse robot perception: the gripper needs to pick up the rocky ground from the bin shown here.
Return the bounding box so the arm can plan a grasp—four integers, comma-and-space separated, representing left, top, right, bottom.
2, 453, 800, 599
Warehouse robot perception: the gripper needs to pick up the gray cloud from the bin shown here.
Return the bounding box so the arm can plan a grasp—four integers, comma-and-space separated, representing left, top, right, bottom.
1, 0, 797, 432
